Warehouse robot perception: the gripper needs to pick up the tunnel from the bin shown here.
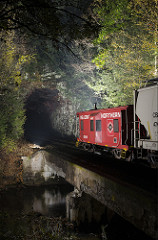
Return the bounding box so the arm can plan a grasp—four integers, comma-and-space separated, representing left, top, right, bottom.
24, 88, 60, 146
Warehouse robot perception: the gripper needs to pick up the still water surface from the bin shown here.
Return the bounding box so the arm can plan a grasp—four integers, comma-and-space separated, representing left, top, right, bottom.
0, 184, 73, 217
0, 183, 153, 240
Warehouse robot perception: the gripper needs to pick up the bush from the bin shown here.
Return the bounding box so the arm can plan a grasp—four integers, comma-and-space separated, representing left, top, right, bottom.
0, 90, 26, 152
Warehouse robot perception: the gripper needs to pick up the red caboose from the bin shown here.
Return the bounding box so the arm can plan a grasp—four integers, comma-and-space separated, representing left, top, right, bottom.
76, 105, 134, 159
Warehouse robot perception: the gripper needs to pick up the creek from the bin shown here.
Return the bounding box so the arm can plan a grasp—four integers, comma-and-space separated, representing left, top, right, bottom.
0, 182, 153, 240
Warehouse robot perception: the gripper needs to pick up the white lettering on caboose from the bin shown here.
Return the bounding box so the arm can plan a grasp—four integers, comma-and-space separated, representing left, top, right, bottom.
80, 115, 90, 119
101, 112, 121, 119
83, 135, 88, 139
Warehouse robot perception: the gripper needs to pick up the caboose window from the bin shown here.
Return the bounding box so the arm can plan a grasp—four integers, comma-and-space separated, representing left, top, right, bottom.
90, 120, 94, 131
96, 120, 101, 131
113, 119, 119, 132
81, 120, 84, 131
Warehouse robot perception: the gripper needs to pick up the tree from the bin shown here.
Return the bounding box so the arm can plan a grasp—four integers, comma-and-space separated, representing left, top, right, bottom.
0, 0, 98, 49
129, 0, 158, 76
90, 0, 158, 106
0, 31, 34, 151
0, 0, 100, 150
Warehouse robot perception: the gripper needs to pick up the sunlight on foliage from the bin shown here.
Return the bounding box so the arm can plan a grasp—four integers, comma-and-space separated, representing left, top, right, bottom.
91, 0, 158, 107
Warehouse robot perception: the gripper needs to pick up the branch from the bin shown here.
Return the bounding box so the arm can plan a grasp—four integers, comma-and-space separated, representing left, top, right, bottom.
20, 1, 98, 28
5, 16, 78, 56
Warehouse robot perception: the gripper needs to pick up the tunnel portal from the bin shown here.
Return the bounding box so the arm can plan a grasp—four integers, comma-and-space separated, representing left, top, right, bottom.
24, 88, 60, 146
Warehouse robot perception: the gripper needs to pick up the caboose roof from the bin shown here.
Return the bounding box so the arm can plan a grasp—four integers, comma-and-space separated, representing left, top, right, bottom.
77, 105, 132, 116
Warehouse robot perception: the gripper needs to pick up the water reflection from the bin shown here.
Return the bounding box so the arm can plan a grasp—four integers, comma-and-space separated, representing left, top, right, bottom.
0, 184, 153, 240
0, 184, 75, 240
0, 184, 73, 217
33, 188, 66, 216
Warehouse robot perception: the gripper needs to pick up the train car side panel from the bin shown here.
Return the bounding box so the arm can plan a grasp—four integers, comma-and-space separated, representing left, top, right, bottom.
77, 106, 133, 152
101, 109, 122, 149
79, 113, 90, 143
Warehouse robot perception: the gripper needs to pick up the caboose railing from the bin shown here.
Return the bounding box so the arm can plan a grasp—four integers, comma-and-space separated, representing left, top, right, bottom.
133, 88, 141, 148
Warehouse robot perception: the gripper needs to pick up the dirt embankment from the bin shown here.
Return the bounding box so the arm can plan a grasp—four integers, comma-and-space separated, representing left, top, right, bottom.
0, 141, 37, 189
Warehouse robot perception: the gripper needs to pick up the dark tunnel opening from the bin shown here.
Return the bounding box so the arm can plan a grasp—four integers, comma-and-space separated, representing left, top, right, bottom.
24, 88, 61, 146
